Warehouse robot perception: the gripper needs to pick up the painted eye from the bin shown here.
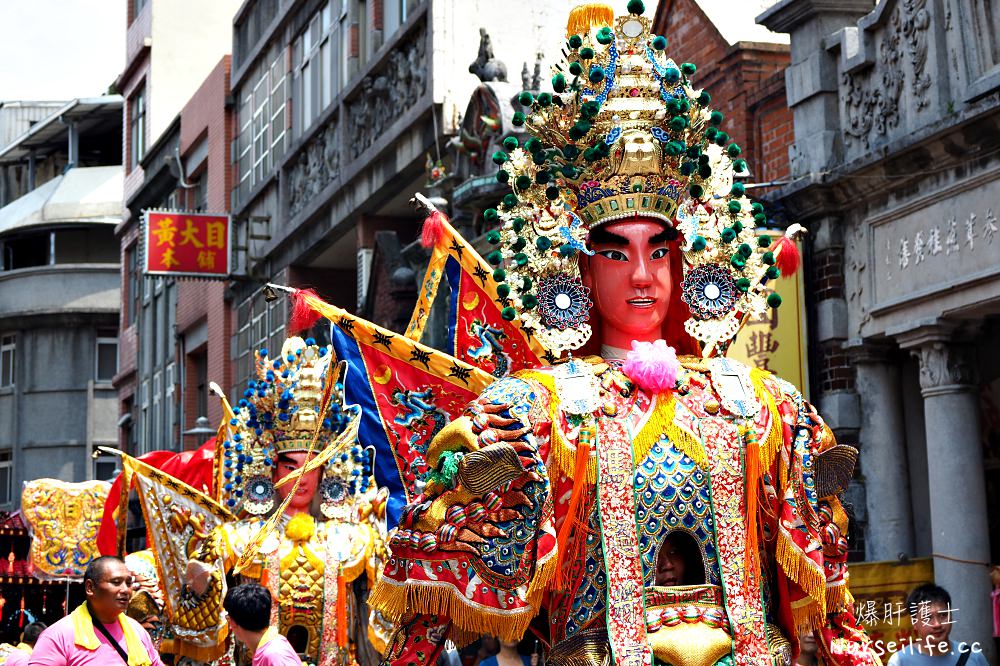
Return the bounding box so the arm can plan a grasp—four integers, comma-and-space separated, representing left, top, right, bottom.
598, 249, 628, 261
651, 247, 669, 260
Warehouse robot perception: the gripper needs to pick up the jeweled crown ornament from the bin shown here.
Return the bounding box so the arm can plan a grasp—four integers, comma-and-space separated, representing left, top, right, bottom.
482, 1, 800, 356
220, 336, 356, 514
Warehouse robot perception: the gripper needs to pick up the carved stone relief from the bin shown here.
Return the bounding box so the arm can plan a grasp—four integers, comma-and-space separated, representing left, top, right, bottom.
914, 341, 978, 391
845, 218, 870, 336
842, 0, 932, 148
288, 116, 340, 218
346, 22, 428, 162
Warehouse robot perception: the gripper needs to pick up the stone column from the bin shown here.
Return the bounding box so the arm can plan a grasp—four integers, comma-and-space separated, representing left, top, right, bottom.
847, 341, 915, 561
899, 329, 994, 660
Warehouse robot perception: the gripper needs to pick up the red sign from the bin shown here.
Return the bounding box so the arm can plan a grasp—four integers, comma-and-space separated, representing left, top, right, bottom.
144, 211, 231, 278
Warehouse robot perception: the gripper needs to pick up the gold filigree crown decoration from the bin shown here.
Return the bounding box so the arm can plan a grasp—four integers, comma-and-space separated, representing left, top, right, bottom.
220, 337, 374, 515
481, 0, 795, 355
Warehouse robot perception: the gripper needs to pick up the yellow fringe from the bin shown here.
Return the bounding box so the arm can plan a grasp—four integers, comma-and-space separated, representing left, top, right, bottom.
750, 368, 784, 472
566, 3, 615, 36
825, 581, 852, 615
634, 393, 707, 469
519, 370, 600, 484
775, 529, 826, 612
368, 553, 557, 644
790, 599, 826, 636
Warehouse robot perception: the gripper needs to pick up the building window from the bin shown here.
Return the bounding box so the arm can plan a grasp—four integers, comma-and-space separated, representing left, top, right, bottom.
0, 450, 10, 506
235, 49, 287, 205
127, 245, 139, 325
130, 86, 146, 169
0, 335, 14, 387
94, 448, 120, 481
96, 334, 118, 383
191, 175, 208, 212
233, 291, 286, 397
293, 1, 344, 136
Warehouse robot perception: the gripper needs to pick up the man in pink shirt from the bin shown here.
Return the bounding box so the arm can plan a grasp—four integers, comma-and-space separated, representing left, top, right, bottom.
29, 556, 163, 666
223, 584, 301, 666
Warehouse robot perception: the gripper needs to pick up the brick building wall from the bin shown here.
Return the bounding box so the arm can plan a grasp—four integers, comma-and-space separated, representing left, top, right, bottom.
653, 0, 792, 187
175, 57, 234, 441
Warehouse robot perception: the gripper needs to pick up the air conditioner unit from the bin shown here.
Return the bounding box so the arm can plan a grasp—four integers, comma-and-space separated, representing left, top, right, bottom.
357, 247, 373, 311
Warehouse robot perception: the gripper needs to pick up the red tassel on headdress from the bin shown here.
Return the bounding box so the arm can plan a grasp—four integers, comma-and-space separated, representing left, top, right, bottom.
288, 288, 322, 334
773, 236, 801, 276
420, 209, 448, 249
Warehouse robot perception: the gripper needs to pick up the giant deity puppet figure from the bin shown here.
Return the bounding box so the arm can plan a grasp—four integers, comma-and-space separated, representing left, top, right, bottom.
363, 3, 881, 666
179, 338, 391, 666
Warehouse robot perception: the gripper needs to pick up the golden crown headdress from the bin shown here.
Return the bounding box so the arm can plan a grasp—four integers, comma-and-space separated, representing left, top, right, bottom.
219, 337, 374, 515
482, 1, 796, 355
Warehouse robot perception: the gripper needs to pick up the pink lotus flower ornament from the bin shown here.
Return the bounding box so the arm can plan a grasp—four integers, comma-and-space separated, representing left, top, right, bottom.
622, 339, 680, 394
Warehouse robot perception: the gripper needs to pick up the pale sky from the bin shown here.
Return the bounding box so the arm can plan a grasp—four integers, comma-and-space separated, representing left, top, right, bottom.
0, 0, 125, 101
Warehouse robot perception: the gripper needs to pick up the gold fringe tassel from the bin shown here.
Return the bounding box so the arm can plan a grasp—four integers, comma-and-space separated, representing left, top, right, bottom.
825, 581, 852, 615
750, 368, 785, 471
790, 599, 826, 637
633, 393, 707, 469
566, 3, 615, 37
775, 529, 826, 612
518, 371, 599, 484
369, 552, 557, 644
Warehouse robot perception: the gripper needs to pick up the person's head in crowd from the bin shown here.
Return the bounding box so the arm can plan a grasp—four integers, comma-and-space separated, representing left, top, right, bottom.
223, 583, 272, 644
21, 621, 47, 646
906, 584, 953, 653
83, 556, 134, 624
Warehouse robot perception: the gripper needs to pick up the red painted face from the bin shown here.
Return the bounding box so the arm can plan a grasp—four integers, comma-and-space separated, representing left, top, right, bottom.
580, 217, 674, 349
273, 451, 321, 515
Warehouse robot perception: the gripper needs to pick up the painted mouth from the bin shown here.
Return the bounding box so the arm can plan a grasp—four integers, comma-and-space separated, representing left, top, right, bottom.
627, 297, 656, 308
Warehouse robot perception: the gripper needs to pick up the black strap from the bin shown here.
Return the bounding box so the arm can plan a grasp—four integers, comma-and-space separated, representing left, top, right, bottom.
955, 649, 971, 666
92, 615, 130, 665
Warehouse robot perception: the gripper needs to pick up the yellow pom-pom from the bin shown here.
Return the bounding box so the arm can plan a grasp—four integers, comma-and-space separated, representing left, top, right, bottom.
284, 512, 316, 543
566, 3, 614, 37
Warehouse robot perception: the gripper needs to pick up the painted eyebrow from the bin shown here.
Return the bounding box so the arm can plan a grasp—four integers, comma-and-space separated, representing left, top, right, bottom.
588, 227, 630, 246
651, 228, 677, 243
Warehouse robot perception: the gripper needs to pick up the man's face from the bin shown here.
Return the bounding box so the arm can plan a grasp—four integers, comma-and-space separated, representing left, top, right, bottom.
580, 217, 674, 349
86, 560, 133, 619
655, 537, 686, 586
911, 601, 952, 645
273, 451, 321, 512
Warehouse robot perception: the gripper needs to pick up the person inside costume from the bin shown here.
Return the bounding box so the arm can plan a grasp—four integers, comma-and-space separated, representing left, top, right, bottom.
181, 337, 391, 666
368, 3, 880, 666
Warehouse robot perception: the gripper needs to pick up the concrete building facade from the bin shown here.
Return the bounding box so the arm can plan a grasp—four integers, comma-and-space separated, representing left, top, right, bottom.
0, 98, 124, 506
760, 0, 1000, 658
226, 0, 581, 395
115, 0, 242, 455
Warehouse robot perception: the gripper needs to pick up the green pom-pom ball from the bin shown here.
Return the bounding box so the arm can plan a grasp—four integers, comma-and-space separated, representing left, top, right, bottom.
727, 143, 742, 158
697, 91, 711, 106
721, 228, 737, 243
588, 66, 605, 84
580, 47, 595, 60
738, 243, 753, 258
492, 268, 506, 282
484, 208, 499, 222
569, 61, 584, 76
664, 67, 680, 84
652, 35, 667, 50
552, 74, 567, 93
517, 91, 534, 106
537, 92, 552, 107
731, 182, 746, 197
681, 62, 697, 76
727, 200, 741, 214
736, 277, 750, 292
521, 294, 538, 309
502, 137, 518, 151
515, 175, 532, 190
512, 111, 525, 126
568, 35, 583, 49
486, 231, 501, 245
762, 251, 775, 265
690, 184, 704, 199
691, 236, 707, 251
767, 293, 782, 308
492, 150, 508, 165
496, 170, 509, 184
487, 251, 503, 266
596, 27, 614, 44
503, 193, 518, 208
758, 235, 772, 248
545, 186, 561, 200
766, 266, 781, 280
536, 236, 552, 251
730, 254, 746, 269
501, 307, 517, 321
710, 110, 724, 126
497, 283, 511, 298
627, 0, 645, 15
